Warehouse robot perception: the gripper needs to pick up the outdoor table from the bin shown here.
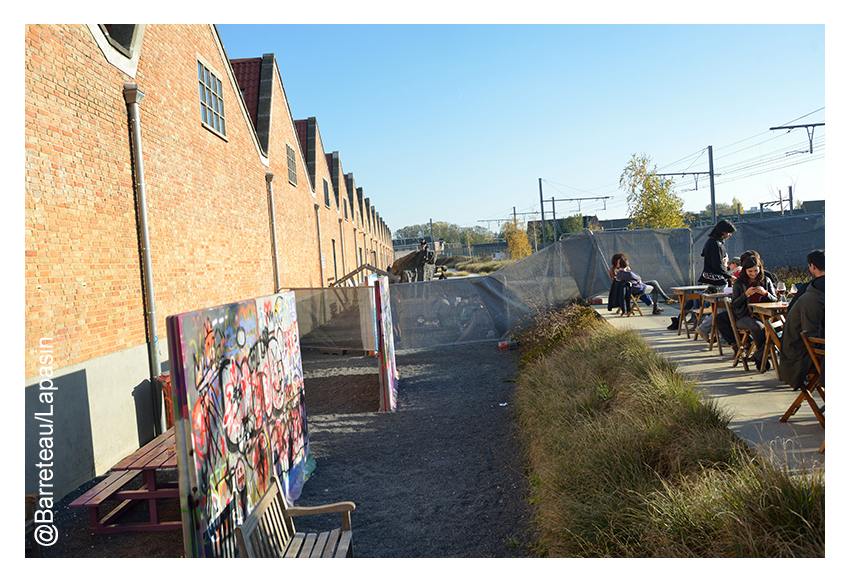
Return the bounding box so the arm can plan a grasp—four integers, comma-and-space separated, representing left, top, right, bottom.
695, 292, 730, 354
750, 302, 788, 378
71, 427, 181, 534
670, 285, 708, 337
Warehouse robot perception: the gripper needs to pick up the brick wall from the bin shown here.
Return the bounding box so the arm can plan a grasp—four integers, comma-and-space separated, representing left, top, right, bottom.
26, 25, 147, 376
27, 24, 391, 378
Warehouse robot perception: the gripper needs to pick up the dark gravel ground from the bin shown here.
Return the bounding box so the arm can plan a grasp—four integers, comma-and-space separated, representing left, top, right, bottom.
29, 341, 535, 559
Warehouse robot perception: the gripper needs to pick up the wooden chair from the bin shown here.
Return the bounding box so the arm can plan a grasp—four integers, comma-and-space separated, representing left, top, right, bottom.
724, 297, 754, 371
623, 291, 647, 317
780, 330, 825, 452
235, 476, 355, 558
610, 279, 637, 316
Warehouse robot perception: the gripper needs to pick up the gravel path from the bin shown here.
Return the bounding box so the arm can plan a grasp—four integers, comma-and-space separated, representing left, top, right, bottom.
296, 342, 535, 557
35, 341, 534, 558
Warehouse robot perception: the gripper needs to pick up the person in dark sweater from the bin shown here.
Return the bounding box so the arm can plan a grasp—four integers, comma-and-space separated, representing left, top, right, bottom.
614, 256, 665, 315
778, 249, 825, 390
730, 255, 778, 366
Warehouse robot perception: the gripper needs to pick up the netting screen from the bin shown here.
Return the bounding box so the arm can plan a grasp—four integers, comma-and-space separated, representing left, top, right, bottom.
290, 215, 824, 351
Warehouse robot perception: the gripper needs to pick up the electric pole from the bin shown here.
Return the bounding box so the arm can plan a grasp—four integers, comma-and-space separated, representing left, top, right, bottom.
769, 122, 824, 154
658, 145, 718, 224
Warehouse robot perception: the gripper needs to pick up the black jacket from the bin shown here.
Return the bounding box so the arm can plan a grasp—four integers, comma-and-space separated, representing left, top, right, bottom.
698, 237, 734, 287
607, 279, 632, 314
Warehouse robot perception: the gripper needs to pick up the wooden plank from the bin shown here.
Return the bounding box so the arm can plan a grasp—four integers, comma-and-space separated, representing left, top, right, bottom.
68, 470, 141, 508
284, 532, 306, 558
299, 533, 317, 557
322, 529, 341, 558
111, 430, 174, 471
310, 531, 330, 558
335, 530, 353, 558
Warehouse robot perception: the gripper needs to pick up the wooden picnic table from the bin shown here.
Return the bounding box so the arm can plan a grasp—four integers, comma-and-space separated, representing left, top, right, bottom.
670, 285, 708, 337
750, 301, 788, 378
70, 427, 181, 534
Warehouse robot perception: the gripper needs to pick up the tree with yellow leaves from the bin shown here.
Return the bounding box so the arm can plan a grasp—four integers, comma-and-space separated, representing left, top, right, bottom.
620, 153, 685, 230
503, 217, 533, 260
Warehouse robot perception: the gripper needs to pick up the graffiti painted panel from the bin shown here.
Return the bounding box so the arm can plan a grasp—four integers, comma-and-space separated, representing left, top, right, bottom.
254, 292, 312, 503
166, 292, 312, 557
375, 277, 398, 411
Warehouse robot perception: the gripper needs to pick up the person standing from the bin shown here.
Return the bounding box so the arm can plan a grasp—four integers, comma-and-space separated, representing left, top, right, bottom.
698, 219, 737, 292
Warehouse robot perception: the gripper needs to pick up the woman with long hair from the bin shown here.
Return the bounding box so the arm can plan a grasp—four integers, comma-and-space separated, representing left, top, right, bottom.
730, 255, 777, 366
698, 219, 737, 291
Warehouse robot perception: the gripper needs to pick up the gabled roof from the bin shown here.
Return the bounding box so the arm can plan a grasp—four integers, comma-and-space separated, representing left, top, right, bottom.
230, 57, 262, 130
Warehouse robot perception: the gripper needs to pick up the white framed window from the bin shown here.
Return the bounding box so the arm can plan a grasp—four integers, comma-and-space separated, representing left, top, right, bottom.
287, 144, 297, 186
198, 59, 226, 137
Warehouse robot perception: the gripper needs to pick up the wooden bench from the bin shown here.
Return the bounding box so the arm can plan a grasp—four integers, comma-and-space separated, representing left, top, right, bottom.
68, 428, 180, 534
68, 469, 143, 533
235, 476, 356, 558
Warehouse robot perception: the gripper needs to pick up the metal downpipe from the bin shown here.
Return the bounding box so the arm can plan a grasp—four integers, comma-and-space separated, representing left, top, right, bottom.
123, 82, 163, 435
266, 173, 281, 292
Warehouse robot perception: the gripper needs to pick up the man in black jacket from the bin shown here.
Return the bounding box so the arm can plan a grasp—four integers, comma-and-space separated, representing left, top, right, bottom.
778, 250, 825, 391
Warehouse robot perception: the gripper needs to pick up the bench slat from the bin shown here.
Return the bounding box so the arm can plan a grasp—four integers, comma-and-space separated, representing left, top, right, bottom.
299, 533, 317, 558
284, 532, 306, 558
68, 470, 141, 508
336, 530, 353, 558
111, 431, 174, 471
310, 531, 330, 558
322, 528, 341, 558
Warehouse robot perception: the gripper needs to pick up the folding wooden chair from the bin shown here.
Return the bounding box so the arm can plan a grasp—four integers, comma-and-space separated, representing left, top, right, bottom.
724, 297, 754, 371
623, 290, 647, 317
780, 330, 824, 452
610, 280, 645, 317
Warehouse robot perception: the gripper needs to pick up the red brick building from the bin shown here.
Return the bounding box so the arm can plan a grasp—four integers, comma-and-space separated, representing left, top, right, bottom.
25, 24, 392, 499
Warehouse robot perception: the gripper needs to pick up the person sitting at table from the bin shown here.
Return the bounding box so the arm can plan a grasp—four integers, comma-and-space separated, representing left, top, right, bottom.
609, 253, 676, 303
698, 219, 737, 292
785, 249, 825, 314
712, 250, 779, 345
730, 255, 778, 367
615, 256, 665, 315
778, 249, 825, 390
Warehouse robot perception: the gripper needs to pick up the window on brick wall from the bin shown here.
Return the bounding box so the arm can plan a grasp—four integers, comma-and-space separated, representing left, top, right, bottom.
324, 179, 331, 208
287, 145, 297, 186
99, 25, 139, 58
344, 199, 349, 220
198, 60, 226, 137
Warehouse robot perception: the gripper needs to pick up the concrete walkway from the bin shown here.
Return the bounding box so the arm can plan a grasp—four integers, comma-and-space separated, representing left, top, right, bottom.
592, 302, 825, 472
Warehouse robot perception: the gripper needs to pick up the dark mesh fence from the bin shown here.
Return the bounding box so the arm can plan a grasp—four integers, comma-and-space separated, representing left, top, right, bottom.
290, 214, 825, 350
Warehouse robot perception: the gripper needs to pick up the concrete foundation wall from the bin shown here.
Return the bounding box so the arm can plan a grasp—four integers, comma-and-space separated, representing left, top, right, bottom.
25, 342, 156, 501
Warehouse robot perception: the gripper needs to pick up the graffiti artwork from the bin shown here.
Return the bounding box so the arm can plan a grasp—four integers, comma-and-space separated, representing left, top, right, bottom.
166, 292, 311, 558
375, 277, 398, 411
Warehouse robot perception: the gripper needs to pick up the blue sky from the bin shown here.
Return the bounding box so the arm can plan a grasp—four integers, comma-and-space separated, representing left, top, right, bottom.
217, 23, 826, 235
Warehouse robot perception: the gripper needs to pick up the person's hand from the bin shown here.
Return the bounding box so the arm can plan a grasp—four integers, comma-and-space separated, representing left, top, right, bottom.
753, 286, 767, 295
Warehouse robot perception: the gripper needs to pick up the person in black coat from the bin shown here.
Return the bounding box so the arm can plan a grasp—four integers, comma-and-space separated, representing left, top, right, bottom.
698, 219, 737, 292
778, 250, 825, 390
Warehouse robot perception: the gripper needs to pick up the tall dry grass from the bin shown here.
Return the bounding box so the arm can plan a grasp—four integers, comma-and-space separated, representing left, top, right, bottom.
513, 313, 824, 557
